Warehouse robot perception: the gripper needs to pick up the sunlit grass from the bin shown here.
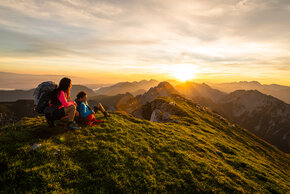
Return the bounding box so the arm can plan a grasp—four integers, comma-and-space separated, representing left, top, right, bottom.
0, 97, 289, 193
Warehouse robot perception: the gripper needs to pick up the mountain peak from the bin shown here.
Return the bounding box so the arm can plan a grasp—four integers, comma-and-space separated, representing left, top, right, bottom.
137, 82, 178, 104
238, 81, 261, 85
95, 80, 159, 96
156, 81, 174, 89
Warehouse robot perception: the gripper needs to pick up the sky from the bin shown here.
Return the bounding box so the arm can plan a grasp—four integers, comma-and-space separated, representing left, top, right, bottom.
0, 0, 289, 85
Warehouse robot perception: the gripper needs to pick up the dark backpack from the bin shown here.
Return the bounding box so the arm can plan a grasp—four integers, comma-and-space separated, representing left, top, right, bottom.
33, 81, 57, 114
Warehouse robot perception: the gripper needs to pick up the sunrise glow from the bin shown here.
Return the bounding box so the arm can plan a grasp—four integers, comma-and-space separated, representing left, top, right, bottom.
170, 64, 197, 82
0, 0, 289, 86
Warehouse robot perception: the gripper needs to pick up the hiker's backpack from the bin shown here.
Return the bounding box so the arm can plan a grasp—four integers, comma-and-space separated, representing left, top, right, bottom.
33, 81, 57, 114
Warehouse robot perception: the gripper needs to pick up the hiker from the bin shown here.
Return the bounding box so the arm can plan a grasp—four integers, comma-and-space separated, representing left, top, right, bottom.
75, 91, 109, 126
49, 77, 81, 130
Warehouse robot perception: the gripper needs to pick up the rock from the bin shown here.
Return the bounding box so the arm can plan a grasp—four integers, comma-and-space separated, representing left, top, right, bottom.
162, 112, 171, 121
150, 109, 178, 123
169, 102, 175, 106
173, 120, 180, 123
215, 150, 223, 156
132, 107, 144, 119
134, 98, 186, 122
30, 143, 42, 151
150, 109, 163, 122
53, 149, 61, 155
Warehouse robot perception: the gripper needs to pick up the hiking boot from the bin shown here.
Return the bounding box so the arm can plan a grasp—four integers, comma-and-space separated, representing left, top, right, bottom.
103, 111, 111, 118
47, 119, 55, 128
93, 105, 99, 113
67, 121, 81, 130
47, 121, 55, 128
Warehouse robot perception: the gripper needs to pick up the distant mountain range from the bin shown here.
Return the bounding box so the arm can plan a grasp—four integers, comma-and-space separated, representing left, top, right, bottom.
88, 81, 175, 113
94, 79, 159, 96
175, 82, 226, 103
0, 72, 88, 90
0, 85, 95, 102
0, 80, 289, 153
88, 92, 139, 113
0, 80, 160, 102
208, 81, 290, 104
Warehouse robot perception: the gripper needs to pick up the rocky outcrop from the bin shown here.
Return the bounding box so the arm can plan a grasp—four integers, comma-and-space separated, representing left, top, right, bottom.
150, 109, 179, 123
137, 82, 179, 105
133, 97, 186, 123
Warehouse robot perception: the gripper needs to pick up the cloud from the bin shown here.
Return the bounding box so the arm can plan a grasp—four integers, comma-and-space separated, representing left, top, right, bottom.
0, 0, 289, 83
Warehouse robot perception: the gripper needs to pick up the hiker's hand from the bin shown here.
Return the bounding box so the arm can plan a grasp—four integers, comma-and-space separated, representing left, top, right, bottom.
75, 111, 79, 117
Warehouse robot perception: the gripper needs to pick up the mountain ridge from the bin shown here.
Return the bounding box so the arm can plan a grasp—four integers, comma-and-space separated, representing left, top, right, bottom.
175, 82, 290, 153
209, 81, 290, 104
94, 79, 159, 96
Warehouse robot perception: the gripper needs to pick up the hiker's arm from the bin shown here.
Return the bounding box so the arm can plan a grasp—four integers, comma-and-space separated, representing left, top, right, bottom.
58, 91, 75, 107
84, 101, 93, 112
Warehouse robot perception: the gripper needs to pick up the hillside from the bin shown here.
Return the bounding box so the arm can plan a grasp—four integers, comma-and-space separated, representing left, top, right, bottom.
217, 90, 290, 153
0, 89, 35, 102
0, 96, 289, 193
175, 82, 290, 153
0, 100, 36, 127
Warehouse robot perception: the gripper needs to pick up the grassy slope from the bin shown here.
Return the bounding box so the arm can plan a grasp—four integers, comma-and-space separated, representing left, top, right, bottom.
0, 97, 289, 193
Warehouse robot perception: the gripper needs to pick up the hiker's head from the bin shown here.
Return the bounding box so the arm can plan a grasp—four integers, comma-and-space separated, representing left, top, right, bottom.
76, 91, 87, 102
57, 77, 72, 99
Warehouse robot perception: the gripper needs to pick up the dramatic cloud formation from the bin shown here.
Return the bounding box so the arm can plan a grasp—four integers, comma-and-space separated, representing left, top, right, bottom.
0, 0, 289, 84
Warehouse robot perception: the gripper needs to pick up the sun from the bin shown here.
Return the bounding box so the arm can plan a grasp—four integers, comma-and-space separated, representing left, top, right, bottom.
170, 64, 197, 82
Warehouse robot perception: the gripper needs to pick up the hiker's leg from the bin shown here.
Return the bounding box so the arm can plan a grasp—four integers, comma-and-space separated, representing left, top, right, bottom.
52, 108, 65, 121
98, 103, 105, 112
64, 105, 76, 122
93, 105, 100, 113
45, 113, 54, 127
98, 103, 110, 117
86, 114, 95, 126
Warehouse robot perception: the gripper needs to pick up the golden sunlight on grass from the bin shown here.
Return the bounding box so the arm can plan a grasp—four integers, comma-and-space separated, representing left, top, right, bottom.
170, 64, 197, 82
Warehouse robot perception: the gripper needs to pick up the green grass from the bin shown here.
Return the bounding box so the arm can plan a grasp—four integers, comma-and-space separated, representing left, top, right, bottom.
0, 97, 289, 193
